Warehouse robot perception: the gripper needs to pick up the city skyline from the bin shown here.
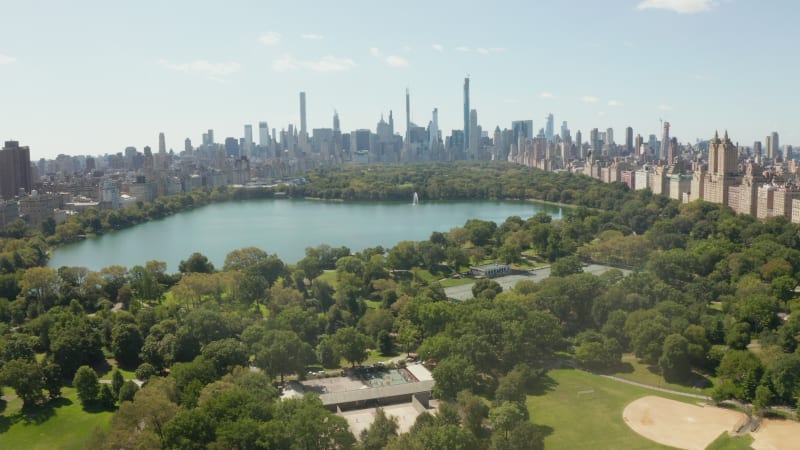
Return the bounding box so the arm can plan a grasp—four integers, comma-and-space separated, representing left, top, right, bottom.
1, 0, 798, 159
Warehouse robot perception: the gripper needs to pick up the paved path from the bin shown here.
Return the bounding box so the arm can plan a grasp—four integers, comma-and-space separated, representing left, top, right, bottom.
444, 264, 632, 301
599, 374, 711, 401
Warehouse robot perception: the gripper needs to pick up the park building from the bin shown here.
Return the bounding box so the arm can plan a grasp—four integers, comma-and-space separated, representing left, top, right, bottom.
470, 263, 511, 278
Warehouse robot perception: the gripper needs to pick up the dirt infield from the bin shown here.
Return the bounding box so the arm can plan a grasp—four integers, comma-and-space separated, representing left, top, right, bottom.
751, 419, 800, 450
622, 396, 745, 450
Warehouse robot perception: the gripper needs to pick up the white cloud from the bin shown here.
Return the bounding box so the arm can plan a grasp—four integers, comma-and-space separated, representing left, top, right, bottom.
369, 48, 409, 68
385, 55, 409, 68
455, 46, 471, 52
272, 54, 355, 73
637, 0, 716, 14
540, 91, 555, 99
159, 59, 241, 80
0, 54, 16, 64
607, 100, 622, 107
477, 47, 506, 55
432, 43, 444, 52
658, 104, 673, 111
581, 96, 598, 103
259, 32, 282, 46
301, 33, 323, 40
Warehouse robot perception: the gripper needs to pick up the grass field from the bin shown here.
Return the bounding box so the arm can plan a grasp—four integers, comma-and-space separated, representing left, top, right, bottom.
0, 387, 112, 450
705, 432, 753, 450
611, 354, 716, 396
527, 368, 698, 450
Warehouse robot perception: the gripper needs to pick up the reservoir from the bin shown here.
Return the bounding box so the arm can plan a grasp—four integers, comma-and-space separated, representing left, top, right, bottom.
48, 199, 563, 271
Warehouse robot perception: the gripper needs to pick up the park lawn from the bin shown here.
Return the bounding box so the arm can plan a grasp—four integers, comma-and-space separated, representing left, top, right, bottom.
0, 386, 113, 450
315, 270, 338, 289
705, 432, 753, 450
611, 354, 715, 396
438, 277, 475, 288
527, 368, 695, 450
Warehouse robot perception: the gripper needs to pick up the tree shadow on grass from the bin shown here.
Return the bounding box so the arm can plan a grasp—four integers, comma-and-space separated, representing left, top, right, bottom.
528, 374, 558, 397
644, 364, 713, 390
0, 396, 74, 433
593, 361, 634, 375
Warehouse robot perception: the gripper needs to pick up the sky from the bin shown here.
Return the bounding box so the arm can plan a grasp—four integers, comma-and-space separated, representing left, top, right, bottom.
1, 0, 798, 159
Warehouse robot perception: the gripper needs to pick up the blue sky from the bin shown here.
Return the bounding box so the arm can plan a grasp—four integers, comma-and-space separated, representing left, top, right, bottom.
1, 0, 797, 159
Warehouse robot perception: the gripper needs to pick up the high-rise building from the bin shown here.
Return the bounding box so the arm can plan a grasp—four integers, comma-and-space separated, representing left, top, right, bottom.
158, 132, 166, 154
766, 131, 779, 159
469, 109, 479, 158
589, 128, 599, 157
205, 129, 215, 145
300, 92, 307, 135
560, 121, 571, 144
625, 127, 633, 155
463, 77, 470, 152
429, 108, 439, 150
511, 120, 533, 143
405, 88, 411, 149
0, 141, 32, 200
259, 122, 269, 147
545, 113, 554, 142
333, 110, 340, 132
225, 137, 240, 158
244, 124, 253, 158
184, 138, 193, 153
661, 122, 670, 161
753, 141, 762, 157
575, 130, 582, 158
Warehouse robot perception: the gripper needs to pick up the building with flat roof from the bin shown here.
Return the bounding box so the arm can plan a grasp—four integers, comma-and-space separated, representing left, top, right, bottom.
470, 263, 511, 278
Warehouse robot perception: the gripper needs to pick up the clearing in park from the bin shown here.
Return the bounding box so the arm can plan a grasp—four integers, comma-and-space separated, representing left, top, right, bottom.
623, 396, 800, 450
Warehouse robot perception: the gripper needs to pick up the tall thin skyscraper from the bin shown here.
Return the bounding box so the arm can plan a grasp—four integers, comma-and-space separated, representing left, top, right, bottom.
575, 130, 582, 158
469, 109, 479, 158
560, 121, 571, 144
463, 77, 470, 152
661, 122, 670, 161
158, 132, 166, 154
625, 127, 633, 155
545, 113, 554, 142
429, 108, 439, 150
405, 88, 411, 148
333, 110, 340, 132
244, 124, 253, 158
753, 141, 762, 157
258, 122, 269, 147
299, 92, 307, 134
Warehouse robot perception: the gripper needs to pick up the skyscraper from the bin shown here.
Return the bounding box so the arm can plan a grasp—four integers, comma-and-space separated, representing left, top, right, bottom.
258, 122, 269, 147
300, 92, 307, 135
158, 132, 166, 154
560, 121, 571, 144
0, 141, 32, 200
545, 113, 554, 142
244, 124, 253, 158
661, 122, 670, 161
469, 109, 479, 158
429, 108, 439, 150
463, 77, 470, 152
625, 127, 633, 155
753, 141, 762, 157
766, 131, 779, 159
405, 88, 411, 149
575, 130, 582, 158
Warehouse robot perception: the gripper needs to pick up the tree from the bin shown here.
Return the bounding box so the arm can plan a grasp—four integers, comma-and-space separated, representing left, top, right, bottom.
201, 338, 249, 376
765, 352, 800, 403
550, 255, 584, 277
98, 384, 116, 409
433, 356, 477, 399
458, 390, 489, 438
333, 327, 373, 367
753, 385, 773, 416
223, 246, 269, 271
42, 362, 62, 399
717, 350, 763, 401
136, 362, 157, 381
112, 369, 125, 399
250, 329, 314, 383
163, 408, 216, 449
74, 365, 100, 407
360, 408, 398, 450
111, 323, 144, 368
658, 334, 691, 382
118, 380, 139, 402
178, 252, 215, 274
472, 278, 502, 300
0, 358, 44, 408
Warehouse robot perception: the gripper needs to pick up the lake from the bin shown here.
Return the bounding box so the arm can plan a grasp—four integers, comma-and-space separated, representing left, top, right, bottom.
48, 199, 564, 271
